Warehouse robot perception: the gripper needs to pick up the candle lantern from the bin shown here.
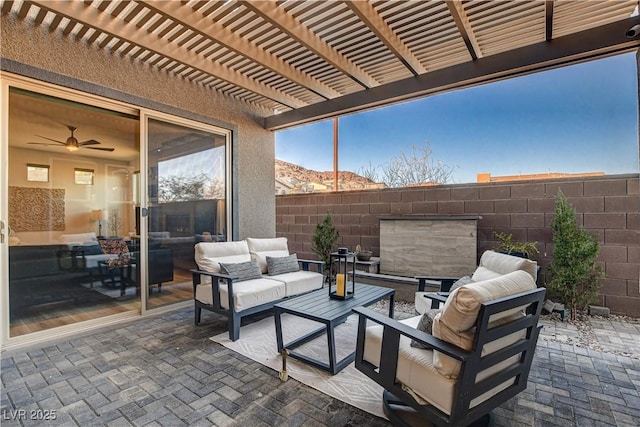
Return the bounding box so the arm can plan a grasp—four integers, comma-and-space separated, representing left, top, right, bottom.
329, 249, 355, 300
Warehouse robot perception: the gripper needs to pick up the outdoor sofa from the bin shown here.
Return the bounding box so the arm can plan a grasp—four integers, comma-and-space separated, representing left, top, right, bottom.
192, 237, 324, 340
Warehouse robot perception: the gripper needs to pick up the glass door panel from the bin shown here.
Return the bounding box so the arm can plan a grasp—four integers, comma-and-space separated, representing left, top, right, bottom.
145, 118, 227, 310
7, 87, 139, 337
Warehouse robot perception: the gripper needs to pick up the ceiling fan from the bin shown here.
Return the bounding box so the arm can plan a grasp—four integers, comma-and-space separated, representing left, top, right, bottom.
28, 125, 115, 152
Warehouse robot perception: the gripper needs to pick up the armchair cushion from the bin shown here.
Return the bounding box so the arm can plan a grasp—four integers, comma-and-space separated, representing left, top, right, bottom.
473, 250, 538, 282
220, 260, 262, 282
267, 254, 299, 276
432, 270, 536, 378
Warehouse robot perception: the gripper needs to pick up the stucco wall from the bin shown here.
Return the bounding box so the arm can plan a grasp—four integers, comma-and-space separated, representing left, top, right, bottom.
1, 15, 276, 239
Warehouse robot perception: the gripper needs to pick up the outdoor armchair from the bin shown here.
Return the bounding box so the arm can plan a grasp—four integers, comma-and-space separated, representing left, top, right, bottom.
354, 270, 545, 426
415, 250, 538, 314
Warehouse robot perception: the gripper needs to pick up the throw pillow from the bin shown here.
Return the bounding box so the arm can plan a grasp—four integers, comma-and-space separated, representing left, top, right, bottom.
410, 308, 440, 349
267, 254, 300, 276
449, 275, 474, 292
219, 260, 262, 282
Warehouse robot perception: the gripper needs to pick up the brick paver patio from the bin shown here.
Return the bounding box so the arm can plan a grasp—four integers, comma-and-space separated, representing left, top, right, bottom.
2, 308, 639, 426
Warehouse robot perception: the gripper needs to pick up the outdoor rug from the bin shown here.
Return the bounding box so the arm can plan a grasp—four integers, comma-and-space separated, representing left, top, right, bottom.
211, 313, 387, 420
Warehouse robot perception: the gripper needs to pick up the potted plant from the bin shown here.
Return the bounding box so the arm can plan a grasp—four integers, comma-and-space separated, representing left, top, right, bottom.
546, 190, 603, 320
312, 211, 339, 276
493, 231, 539, 259
355, 244, 373, 261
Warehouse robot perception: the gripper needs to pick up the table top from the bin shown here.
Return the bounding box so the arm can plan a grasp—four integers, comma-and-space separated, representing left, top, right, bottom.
274, 283, 394, 323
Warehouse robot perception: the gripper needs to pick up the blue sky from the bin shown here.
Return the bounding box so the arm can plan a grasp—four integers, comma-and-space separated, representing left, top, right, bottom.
276, 52, 639, 184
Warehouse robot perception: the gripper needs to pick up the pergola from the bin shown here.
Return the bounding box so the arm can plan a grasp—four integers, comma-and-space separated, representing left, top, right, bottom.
5, 0, 639, 131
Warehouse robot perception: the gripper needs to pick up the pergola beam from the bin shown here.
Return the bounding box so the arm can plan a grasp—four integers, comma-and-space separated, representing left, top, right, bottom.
545, 1, 555, 42
139, 1, 341, 100
30, 0, 307, 109
264, 17, 640, 130
240, 0, 379, 89
446, 0, 482, 60
344, 0, 426, 76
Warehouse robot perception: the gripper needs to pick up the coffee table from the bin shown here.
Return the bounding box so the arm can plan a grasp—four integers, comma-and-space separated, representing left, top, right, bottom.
274, 283, 395, 375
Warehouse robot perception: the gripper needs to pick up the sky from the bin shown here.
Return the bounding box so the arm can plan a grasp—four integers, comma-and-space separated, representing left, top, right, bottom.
276, 52, 639, 184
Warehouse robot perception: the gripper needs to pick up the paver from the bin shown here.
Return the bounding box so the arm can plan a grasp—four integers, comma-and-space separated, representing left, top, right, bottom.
0, 308, 638, 426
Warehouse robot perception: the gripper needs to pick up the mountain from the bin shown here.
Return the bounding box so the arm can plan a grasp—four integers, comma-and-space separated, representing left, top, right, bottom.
275, 159, 383, 194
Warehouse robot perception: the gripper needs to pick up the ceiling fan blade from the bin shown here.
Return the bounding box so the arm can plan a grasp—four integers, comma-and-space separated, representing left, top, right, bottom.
85, 146, 115, 152
79, 139, 101, 146
28, 142, 59, 146
35, 135, 65, 145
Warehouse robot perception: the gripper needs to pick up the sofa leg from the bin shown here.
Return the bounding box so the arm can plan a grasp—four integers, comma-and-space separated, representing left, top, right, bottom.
229, 314, 241, 341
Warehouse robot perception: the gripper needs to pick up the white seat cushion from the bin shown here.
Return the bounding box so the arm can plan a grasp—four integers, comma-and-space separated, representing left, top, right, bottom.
364, 316, 456, 415
195, 241, 252, 283
414, 291, 436, 315
364, 316, 520, 416
269, 270, 323, 296
59, 232, 97, 245
195, 277, 285, 311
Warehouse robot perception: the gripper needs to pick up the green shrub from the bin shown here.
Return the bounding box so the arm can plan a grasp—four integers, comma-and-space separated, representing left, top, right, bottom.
312, 211, 339, 274
546, 190, 603, 319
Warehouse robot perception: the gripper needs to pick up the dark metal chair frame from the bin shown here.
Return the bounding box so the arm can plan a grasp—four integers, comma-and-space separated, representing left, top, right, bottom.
191, 259, 324, 341
353, 287, 546, 427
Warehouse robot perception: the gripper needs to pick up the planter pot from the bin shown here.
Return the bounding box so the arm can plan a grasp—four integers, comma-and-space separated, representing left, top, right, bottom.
356, 251, 373, 261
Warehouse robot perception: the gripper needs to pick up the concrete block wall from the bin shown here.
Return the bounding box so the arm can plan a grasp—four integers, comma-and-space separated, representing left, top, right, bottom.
276, 174, 640, 317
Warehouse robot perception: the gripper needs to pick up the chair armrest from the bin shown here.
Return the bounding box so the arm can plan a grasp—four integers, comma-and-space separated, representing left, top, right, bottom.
415, 275, 460, 292
190, 269, 240, 311
297, 258, 324, 272
352, 306, 469, 362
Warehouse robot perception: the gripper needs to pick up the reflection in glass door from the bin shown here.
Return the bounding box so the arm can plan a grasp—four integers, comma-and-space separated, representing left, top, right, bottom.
6, 87, 139, 337
145, 118, 228, 310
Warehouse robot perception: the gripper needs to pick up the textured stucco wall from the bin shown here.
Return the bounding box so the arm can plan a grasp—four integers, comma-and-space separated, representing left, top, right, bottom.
1, 14, 276, 239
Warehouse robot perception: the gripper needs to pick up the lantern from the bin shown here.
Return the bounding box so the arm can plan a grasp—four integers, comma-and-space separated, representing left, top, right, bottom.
329, 248, 355, 300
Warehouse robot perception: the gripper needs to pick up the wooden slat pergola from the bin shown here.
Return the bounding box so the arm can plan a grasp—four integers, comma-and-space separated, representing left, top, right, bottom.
3, 0, 639, 130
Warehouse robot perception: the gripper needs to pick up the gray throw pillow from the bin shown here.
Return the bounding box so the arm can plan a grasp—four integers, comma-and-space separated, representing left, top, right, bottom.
219, 260, 262, 282
449, 275, 474, 292
410, 309, 440, 349
266, 254, 299, 276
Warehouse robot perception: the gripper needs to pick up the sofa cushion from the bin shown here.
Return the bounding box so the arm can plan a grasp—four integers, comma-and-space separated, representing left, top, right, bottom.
267, 270, 323, 297
247, 237, 290, 273
267, 254, 299, 276
195, 277, 285, 311
195, 241, 251, 275
59, 232, 97, 245
220, 260, 262, 282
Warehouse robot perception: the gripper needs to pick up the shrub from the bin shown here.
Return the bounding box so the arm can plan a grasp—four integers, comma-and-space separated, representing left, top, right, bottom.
312, 211, 339, 274
546, 190, 603, 319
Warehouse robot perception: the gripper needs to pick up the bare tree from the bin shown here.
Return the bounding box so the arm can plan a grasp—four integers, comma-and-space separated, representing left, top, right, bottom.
159, 173, 222, 202
359, 141, 456, 188
357, 160, 380, 182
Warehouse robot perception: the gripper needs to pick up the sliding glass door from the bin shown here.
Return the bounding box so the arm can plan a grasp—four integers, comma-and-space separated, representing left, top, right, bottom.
5, 86, 140, 337
144, 117, 230, 310
1, 75, 232, 344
